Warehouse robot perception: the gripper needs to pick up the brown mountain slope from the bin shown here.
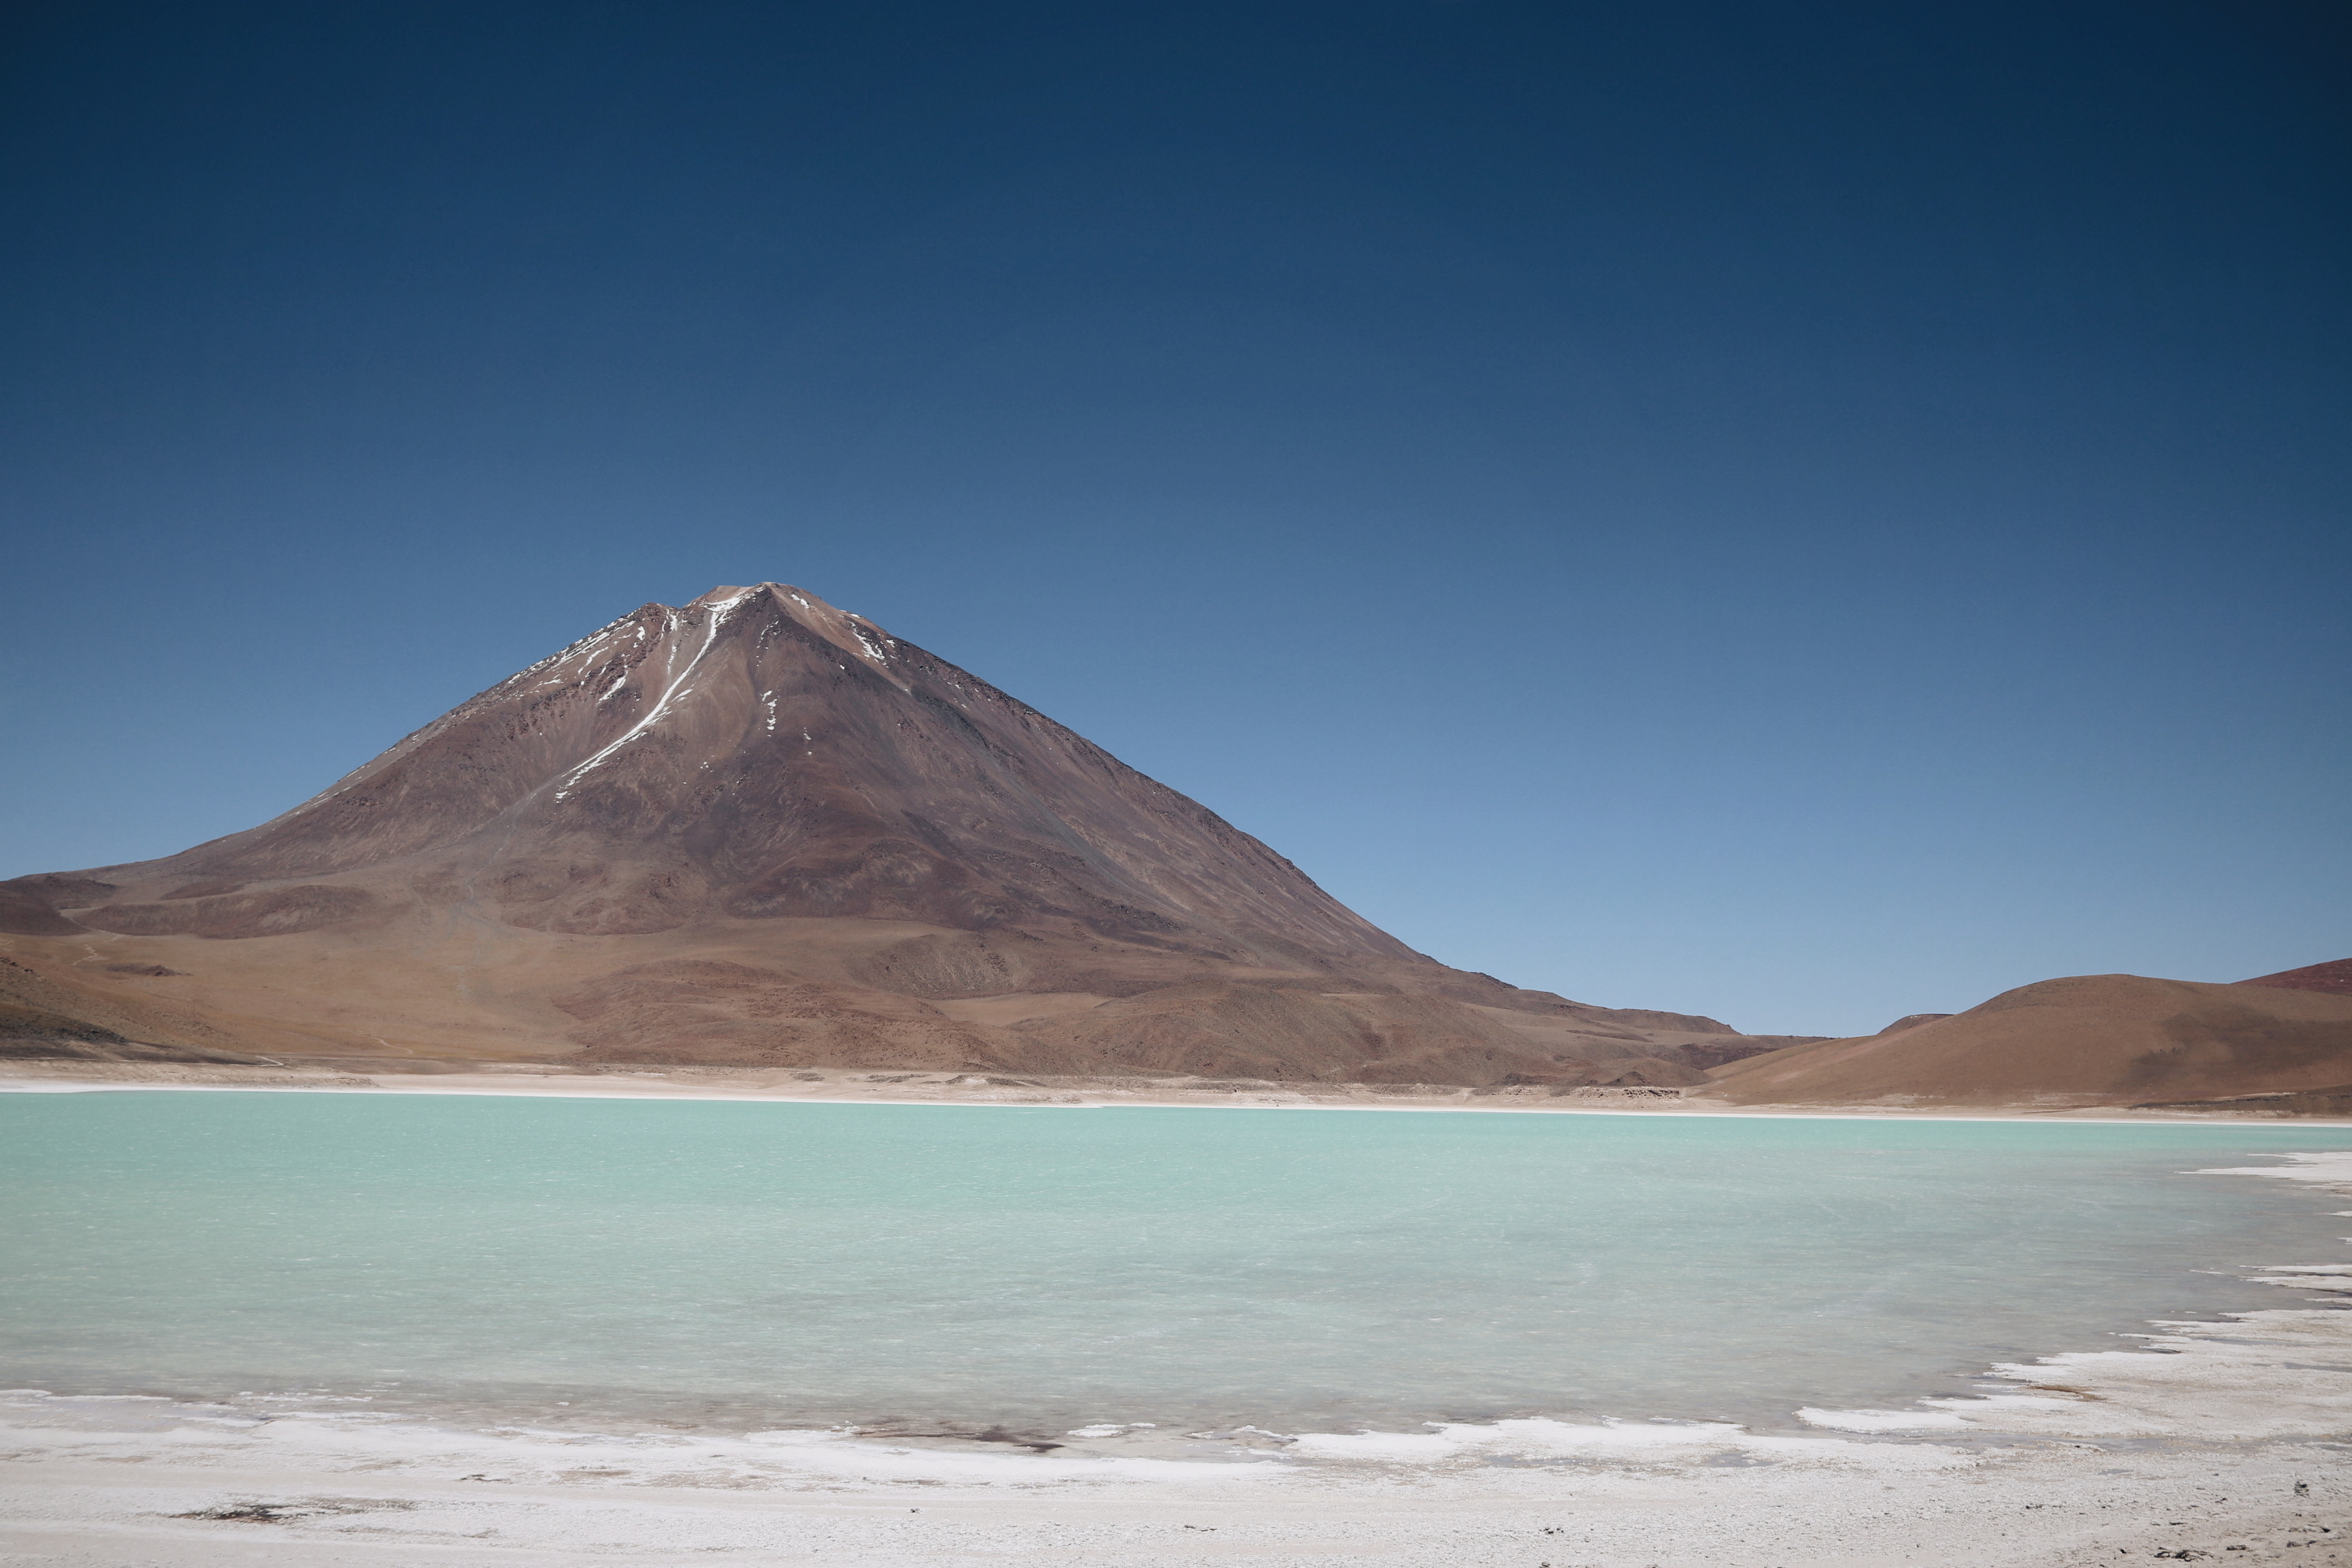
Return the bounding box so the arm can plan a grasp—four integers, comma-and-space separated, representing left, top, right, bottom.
2240, 957, 2352, 998
0, 583, 1786, 1084
1702, 973, 2352, 1108
0, 955, 273, 1065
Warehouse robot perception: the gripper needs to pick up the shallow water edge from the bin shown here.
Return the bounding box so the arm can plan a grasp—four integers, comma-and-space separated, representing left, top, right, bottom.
3, 1089, 2346, 1473
0, 1144, 2346, 1568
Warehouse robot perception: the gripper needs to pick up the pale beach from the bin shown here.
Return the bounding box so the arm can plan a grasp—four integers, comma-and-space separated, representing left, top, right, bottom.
9, 1057, 2352, 1121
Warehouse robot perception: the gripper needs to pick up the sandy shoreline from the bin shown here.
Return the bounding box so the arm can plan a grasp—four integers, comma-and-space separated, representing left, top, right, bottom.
2, 1101, 2346, 1564
7, 1057, 2351, 1125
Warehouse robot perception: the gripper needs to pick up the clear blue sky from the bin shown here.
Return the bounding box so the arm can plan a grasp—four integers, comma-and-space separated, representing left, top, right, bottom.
4, 2, 2345, 1035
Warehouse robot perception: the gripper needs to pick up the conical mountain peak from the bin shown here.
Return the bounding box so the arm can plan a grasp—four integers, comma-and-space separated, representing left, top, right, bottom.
4, 583, 1781, 1085
63, 583, 1407, 959
3, 586, 2333, 1110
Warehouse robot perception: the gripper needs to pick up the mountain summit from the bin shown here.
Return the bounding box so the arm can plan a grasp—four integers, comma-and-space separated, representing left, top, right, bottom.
2, 584, 1773, 1083
117, 582, 1414, 960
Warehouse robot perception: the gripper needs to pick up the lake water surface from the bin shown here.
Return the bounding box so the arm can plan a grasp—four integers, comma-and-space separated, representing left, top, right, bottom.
3, 1092, 2348, 1438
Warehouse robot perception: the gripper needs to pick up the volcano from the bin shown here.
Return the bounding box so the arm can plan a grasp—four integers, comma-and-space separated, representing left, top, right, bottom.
2, 584, 1783, 1084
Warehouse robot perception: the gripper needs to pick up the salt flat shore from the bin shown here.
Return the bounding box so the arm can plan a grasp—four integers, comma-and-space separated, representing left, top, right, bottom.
2, 1266, 2346, 1567
6, 1057, 2350, 1124
2, 1101, 2346, 1565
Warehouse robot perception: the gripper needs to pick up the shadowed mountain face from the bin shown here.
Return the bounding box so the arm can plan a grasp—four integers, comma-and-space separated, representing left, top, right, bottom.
2, 585, 1775, 1084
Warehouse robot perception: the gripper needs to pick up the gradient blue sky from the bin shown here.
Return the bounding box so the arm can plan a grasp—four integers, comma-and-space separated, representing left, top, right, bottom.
4, 2, 2346, 1035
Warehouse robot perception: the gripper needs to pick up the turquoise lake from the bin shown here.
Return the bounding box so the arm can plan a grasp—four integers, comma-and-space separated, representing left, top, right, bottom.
2, 1092, 2348, 1436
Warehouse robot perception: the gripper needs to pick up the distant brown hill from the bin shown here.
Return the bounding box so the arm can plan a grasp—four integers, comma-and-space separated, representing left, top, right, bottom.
2239, 957, 2352, 998
0, 583, 1789, 1087
1703, 971, 2352, 1110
